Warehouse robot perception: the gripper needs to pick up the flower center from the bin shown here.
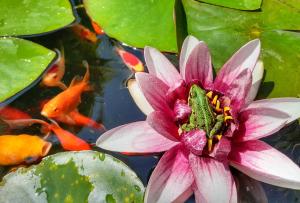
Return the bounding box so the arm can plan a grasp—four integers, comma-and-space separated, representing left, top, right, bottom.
179, 84, 233, 153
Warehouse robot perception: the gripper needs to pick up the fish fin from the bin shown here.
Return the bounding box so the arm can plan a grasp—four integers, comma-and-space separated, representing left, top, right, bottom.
69, 76, 82, 87
57, 81, 67, 90
82, 60, 90, 83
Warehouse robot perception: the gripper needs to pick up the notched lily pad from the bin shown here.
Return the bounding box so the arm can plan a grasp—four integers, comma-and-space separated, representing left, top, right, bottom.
0, 0, 76, 36
0, 151, 144, 203
0, 37, 56, 103
84, 0, 179, 52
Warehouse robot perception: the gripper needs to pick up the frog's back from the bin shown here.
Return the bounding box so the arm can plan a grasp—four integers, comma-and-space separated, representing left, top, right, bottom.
189, 86, 216, 134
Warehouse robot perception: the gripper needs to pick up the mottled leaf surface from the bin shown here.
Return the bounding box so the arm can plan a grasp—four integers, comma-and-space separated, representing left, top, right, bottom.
0, 151, 144, 203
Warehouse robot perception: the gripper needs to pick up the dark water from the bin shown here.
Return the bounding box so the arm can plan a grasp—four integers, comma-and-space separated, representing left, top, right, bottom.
1, 7, 300, 203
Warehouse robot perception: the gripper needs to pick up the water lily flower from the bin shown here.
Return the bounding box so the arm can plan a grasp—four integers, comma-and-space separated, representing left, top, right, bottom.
97, 36, 300, 203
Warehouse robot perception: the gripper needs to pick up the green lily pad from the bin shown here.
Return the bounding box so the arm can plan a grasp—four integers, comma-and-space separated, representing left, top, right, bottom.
183, 0, 300, 98
0, 37, 56, 103
0, 0, 76, 36
197, 0, 262, 10
84, 0, 179, 52
0, 151, 144, 203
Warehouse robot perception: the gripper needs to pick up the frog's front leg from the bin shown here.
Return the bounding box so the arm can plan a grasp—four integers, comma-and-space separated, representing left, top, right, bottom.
209, 115, 224, 138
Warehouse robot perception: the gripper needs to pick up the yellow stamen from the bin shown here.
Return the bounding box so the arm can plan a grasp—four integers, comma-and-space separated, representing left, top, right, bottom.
225, 116, 233, 122
224, 106, 231, 112
212, 95, 218, 105
215, 100, 221, 112
208, 138, 213, 152
216, 134, 222, 140
206, 91, 213, 99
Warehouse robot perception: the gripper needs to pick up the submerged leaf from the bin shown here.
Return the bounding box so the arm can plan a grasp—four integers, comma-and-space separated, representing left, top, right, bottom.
0, 151, 144, 202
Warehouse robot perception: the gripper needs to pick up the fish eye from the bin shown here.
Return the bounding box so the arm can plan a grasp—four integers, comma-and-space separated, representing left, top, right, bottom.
54, 107, 58, 112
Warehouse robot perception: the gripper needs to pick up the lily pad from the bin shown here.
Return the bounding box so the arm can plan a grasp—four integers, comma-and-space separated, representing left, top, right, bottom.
0, 37, 56, 103
84, 0, 179, 52
197, 0, 262, 10
0, 151, 144, 203
183, 0, 300, 98
0, 0, 76, 36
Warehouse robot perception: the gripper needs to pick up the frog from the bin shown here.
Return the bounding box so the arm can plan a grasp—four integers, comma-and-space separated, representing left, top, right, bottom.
181, 84, 224, 139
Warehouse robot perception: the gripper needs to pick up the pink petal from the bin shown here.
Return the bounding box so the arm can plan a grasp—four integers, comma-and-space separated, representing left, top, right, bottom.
189, 155, 237, 203
135, 72, 173, 115
173, 99, 191, 122
214, 39, 260, 94
184, 41, 213, 88
245, 61, 264, 104
165, 79, 187, 107
144, 145, 194, 203
173, 187, 194, 203
225, 69, 253, 111
144, 46, 182, 87
181, 130, 207, 156
96, 121, 178, 153
235, 107, 290, 142
147, 111, 180, 141
246, 98, 300, 123
210, 137, 232, 162
179, 35, 201, 77
229, 140, 300, 189
127, 79, 154, 115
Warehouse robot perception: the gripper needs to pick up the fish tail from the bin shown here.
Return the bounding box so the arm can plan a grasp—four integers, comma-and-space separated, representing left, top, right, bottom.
82, 60, 90, 83
57, 81, 67, 90
89, 121, 106, 131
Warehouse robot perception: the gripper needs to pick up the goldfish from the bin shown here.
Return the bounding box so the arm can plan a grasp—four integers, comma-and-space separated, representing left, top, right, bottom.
2, 118, 49, 131
41, 61, 92, 118
55, 110, 105, 130
72, 24, 98, 43
39, 100, 105, 130
49, 123, 91, 151
0, 134, 52, 166
116, 47, 144, 72
91, 21, 104, 35
0, 106, 31, 120
42, 48, 67, 90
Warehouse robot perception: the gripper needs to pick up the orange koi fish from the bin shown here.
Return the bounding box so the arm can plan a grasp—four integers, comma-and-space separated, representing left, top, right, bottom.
72, 24, 98, 43
39, 100, 105, 130
116, 47, 144, 72
41, 61, 92, 118
42, 48, 67, 90
0, 106, 31, 120
49, 124, 91, 151
2, 118, 49, 131
55, 110, 105, 130
91, 21, 104, 35
0, 134, 52, 166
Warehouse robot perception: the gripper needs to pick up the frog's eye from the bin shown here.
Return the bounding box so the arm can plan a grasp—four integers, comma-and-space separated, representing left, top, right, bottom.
53, 107, 58, 112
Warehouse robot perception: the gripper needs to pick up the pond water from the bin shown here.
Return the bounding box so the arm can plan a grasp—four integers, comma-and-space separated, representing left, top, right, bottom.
0, 7, 300, 203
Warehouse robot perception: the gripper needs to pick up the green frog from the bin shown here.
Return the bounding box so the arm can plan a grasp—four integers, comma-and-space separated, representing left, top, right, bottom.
181, 84, 224, 138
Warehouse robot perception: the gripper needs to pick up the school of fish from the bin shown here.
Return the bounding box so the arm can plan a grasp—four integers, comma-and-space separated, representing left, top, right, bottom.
0, 22, 143, 166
